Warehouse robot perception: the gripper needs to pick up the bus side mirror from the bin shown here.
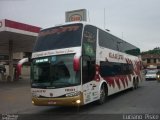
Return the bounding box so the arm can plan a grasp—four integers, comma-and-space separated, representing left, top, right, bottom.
73, 55, 81, 71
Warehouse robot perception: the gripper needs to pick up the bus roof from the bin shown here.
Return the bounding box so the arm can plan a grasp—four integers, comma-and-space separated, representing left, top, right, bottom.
39, 21, 140, 53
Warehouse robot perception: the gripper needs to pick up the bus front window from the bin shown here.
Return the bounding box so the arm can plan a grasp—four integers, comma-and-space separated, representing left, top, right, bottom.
34, 24, 82, 52
31, 54, 80, 88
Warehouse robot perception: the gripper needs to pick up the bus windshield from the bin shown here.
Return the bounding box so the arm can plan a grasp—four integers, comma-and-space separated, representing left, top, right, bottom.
34, 24, 83, 52
31, 54, 80, 88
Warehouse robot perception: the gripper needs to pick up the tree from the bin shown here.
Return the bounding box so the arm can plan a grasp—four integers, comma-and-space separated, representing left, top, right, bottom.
141, 47, 160, 55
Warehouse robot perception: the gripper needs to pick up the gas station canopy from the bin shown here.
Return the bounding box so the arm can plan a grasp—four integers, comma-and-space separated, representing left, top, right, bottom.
0, 19, 41, 81
0, 19, 41, 54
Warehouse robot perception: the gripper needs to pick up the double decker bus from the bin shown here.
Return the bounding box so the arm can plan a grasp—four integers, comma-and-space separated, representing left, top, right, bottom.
31, 22, 143, 106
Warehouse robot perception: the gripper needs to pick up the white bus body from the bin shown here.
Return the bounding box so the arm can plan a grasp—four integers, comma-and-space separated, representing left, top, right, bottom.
31, 22, 143, 106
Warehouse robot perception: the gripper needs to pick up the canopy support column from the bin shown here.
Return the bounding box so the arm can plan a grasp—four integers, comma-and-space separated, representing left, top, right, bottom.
8, 40, 13, 81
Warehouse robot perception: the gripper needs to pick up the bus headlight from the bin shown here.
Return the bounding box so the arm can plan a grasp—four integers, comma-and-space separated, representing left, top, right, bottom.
157, 75, 160, 78
32, 100, 35, 104
66, 91, 80, 97
76, 100, 81, 104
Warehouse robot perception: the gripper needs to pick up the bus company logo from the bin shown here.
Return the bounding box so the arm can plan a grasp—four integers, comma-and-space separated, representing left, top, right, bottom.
109, 52, 124, 60
69, 14, 82, 21
50, 93, 53, 97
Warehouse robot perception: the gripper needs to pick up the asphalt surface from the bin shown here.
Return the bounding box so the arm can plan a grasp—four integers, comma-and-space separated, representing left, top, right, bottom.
0, 79, 160, 120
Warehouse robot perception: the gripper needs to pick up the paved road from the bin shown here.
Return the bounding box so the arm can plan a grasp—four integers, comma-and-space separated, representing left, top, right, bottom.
0, 79, 160, 120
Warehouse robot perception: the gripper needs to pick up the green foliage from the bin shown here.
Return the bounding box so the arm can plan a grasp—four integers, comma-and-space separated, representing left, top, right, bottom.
141, 47, 160, 55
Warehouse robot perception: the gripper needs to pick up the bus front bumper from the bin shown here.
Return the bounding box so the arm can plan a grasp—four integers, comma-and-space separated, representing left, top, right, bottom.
32, 94, 84, 106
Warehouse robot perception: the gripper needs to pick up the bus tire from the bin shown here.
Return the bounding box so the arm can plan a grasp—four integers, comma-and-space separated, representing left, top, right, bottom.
136, 77, 139, 88
97, 84, 107, 105
133, 78, 138, 90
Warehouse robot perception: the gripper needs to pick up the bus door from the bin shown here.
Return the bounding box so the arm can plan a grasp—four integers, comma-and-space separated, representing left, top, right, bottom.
82, 25, 98, 104
82, 56, 98, 104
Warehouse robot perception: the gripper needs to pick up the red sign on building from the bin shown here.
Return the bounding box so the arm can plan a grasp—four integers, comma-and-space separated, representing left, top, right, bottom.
65, 9, 87, 22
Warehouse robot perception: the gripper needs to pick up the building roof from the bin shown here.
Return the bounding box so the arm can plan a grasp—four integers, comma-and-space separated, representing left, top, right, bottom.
0, 19, 41, 54
142, 54, 160, 59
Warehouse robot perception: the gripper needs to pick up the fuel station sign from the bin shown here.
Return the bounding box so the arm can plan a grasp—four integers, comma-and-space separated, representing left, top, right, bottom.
65, 9, 87, 22
69, 14, 82, 21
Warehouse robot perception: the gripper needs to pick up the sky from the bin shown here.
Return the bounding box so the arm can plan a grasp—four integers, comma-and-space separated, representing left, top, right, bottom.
0, 0, 160, 52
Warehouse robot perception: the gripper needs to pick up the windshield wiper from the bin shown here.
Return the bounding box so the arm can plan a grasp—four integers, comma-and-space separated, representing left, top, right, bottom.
32, 84, 47, 89
46, 86, 56, 89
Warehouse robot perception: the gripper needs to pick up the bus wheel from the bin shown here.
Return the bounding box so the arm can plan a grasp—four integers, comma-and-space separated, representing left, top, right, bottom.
133, 79, 138, 89
136, 78, 139, 88
97, 84, 107, 105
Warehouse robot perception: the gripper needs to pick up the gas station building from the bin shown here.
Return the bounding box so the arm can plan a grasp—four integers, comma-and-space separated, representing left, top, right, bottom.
0, 9, 87, 82
0, 19, 41, 81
